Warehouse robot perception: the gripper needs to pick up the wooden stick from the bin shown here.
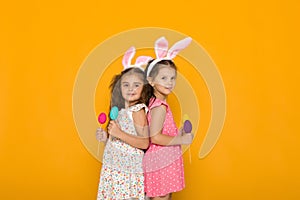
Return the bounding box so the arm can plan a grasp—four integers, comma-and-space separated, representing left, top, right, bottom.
189, 146, 192, 164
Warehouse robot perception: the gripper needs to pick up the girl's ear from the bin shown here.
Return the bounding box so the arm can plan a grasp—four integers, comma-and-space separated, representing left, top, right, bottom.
147, 77, 154, 86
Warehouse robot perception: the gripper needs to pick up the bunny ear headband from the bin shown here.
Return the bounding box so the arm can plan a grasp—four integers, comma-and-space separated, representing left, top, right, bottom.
146, 36, 192, 77
122, 46, 153, 71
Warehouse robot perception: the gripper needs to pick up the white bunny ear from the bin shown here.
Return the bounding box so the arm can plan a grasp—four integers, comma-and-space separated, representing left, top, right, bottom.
167, 37, 192, 59
135, 56, 153, 67
122, 46, 136, 69
155, 37, 168, 59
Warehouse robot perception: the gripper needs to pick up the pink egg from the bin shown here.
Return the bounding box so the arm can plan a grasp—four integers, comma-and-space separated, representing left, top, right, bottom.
98, 113, 107, 124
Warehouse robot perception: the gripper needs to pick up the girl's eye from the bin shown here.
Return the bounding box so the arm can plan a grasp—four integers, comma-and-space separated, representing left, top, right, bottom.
171, 77, 175, 80
123, 84, 129, 87
161, 77, 166, 80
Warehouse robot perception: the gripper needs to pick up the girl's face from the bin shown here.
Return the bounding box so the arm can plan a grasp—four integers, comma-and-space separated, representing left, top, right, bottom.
151, 65, 176, 99
121, 73, 144, 106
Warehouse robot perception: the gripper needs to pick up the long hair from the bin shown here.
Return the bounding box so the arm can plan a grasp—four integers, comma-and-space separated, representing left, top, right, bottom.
109, 67, 152, 110
144, 59, 177, 107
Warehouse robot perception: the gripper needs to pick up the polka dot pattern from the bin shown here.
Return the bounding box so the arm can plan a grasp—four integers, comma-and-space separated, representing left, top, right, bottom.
143, 98, 185, 197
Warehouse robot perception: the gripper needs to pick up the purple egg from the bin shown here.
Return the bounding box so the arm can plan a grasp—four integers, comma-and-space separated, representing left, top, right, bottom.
184, 120, 192, 133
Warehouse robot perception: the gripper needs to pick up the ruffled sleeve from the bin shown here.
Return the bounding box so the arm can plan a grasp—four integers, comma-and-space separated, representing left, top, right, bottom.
148, 98, 169, 111
129, 103, 148, 113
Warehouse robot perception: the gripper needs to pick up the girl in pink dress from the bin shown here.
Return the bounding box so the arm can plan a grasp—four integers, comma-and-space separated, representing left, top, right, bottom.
143, 37, 194, 200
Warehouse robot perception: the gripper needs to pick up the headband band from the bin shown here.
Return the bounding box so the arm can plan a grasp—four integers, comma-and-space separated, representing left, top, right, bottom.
146, 58, 172, 77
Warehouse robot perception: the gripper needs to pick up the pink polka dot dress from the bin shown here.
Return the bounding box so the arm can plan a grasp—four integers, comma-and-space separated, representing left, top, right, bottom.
143, 98, 185, 197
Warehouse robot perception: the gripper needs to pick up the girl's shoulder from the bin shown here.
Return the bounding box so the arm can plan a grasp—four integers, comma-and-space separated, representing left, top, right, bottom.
149, 98, 169, 110
129, 103, 148, 113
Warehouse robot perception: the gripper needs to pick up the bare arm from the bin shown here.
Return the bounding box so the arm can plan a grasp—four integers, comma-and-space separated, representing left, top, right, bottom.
149, 105, 193, 146
108, 109, 149, 149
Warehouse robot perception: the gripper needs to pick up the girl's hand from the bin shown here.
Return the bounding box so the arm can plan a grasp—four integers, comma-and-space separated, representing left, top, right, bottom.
96, 127, 108, 142
178, 127, 184, 136
180, 133, 194, 145
108, 121, 122, 138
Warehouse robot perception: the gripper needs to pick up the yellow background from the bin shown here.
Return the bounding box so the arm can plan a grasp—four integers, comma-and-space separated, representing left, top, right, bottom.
1, 0, 300, 199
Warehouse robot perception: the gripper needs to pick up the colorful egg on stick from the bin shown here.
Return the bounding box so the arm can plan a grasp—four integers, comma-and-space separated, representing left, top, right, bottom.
182, 114, 193, 164
97, 112, 107, 157
183, 120, 192, 133
98, 112, 107, 124
109, 106, 119, 120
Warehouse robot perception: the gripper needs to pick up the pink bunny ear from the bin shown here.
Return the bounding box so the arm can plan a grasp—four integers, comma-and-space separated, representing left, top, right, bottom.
155, 37, 168, 59
135, 56, 153, 67
167, 37, 192, 59
122, 46, 136, 69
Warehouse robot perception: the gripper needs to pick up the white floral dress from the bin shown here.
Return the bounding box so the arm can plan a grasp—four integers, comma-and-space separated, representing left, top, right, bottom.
97, 104, 148, 200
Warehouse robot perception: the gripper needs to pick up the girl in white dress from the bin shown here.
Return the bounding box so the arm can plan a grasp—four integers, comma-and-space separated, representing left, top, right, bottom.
96, 47, 152, 200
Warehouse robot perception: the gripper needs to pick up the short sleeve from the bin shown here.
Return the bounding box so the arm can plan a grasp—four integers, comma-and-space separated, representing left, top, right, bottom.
148, 98, 169, 111
129, 103, 148, 113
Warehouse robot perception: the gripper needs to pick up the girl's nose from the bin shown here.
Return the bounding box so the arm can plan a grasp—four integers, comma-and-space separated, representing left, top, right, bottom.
128, 85, 135, 91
